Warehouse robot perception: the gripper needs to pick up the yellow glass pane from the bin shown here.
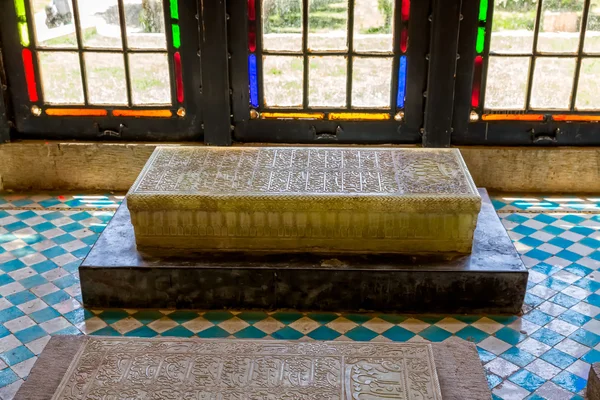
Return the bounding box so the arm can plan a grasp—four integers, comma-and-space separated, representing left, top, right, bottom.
482, 114, 545, 121
553, 114, 600, 121
113, 109, 172, 117
46, 108, 107, 116
261, 112, 324, 119
329, 112, 389, 120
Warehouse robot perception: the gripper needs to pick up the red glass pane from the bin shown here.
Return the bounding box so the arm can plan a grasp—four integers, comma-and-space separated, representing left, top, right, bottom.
400, 28, 408, 53
249, 23, 256, 52
174, 52, 184, 103
248, 0, 256, 21
22, 49, 38, 102
401, 0, 410, 21
471, 55, 483, 108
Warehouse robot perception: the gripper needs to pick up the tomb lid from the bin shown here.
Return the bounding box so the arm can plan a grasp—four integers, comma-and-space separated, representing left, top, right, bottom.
127, 146, 481, 213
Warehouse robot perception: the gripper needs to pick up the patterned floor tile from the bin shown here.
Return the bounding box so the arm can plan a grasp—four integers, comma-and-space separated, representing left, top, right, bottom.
0, 193, 598, 399
492, 194, 600, 213
0, 194, 124, 211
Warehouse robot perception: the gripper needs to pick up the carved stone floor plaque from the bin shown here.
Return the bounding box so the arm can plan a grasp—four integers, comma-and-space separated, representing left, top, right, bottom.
47, 337, 442, 399
127, 146, 481, 254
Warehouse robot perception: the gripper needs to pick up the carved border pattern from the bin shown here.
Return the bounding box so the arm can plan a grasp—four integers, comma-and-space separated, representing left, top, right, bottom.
130, 147, 478, 196
127, 147, 480, 213
52, 338, 443, 400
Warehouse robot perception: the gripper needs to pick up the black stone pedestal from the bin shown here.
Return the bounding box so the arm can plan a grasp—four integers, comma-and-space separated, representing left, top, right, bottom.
80, 189, 528, 313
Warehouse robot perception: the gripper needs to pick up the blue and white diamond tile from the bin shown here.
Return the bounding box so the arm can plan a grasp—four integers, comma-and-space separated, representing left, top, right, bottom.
0, 194, 123, 211
0, 193, 597, 399
493, 195, 600, 213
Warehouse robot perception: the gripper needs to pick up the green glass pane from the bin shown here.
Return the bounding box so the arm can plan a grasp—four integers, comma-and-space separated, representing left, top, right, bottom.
170, 0, 179, 19
14, 0, 26, 19
172, 24, 181, 48
476, 26, 485, 53
18, 22, 29, 47
478, 0, 488, 22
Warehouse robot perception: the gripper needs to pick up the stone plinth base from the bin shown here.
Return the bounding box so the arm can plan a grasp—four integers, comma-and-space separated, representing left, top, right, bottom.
127, 147, 481, 254
80, 189, 527, 313
589, 364, 600, 400
16, 336, 489, 400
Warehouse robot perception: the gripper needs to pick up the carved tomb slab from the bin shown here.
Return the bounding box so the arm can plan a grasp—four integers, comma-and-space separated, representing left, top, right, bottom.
50, 337, 442, 399
127, 146, 481, 254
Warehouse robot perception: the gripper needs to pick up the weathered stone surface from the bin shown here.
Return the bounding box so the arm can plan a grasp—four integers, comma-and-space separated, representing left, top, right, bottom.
589, 363, 600, 400
47, 338, 441, 399
18, 336, 491, 400
127, 146, 481, 254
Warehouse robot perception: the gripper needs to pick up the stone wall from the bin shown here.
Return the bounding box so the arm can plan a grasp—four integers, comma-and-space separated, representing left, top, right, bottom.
0, 141, 599, 193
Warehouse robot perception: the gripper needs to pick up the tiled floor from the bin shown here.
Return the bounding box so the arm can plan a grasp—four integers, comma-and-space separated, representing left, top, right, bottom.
0, 193, 598, 400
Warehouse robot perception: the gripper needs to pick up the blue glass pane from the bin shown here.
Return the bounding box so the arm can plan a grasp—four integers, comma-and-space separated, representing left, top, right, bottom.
249, 54, 259, 108
396, 56, 407, 108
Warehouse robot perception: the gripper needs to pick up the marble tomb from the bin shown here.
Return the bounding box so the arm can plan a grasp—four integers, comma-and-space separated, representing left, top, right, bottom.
127, 147, 481, 254
80, 146, 526, 312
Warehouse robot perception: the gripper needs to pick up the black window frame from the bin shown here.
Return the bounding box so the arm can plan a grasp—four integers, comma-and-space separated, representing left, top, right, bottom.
1, 0, 600, 146
0, 35, 9, 144
0, 0, 204, 141
228, 0, 429, 144
453, 0, 600, 146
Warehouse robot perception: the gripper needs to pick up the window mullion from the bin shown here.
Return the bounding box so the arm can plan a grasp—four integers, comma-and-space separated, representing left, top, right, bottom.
346, 0, 355, 110
0, 72, 9, 143
525, 0, 544, 112
71, 0, 89, 106
117, 0, 133, 107
302, 0, 309, 108
571, 0, 592, 111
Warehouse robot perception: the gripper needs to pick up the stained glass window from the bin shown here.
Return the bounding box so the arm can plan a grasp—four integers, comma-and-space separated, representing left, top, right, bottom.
477, 0, 600, 121
250, 0, 409, 121
14, 0, 183, 118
